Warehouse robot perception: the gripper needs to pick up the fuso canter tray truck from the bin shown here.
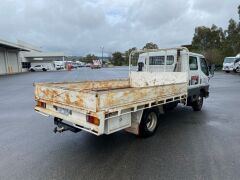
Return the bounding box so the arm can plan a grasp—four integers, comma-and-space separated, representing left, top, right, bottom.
34, 48, 210, 137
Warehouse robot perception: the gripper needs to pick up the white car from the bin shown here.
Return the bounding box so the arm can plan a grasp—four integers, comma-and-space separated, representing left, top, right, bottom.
29, 65, 49, 72
55, 64, 64, 70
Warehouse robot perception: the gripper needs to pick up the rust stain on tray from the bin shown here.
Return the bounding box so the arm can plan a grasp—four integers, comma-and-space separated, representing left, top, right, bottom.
75, 94, 84, 107
65, 93, 71, 104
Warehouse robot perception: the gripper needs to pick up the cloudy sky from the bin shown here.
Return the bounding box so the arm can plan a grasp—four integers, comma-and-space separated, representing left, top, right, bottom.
0, 0, 239, 56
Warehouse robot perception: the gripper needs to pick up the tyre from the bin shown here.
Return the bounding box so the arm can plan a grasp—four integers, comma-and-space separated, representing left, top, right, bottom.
225, 71, 230, 73
139, 108, 159, 137
191, 96, 203, 111
236, 67, 240, 73
30, 69, 35, 72
42, 68, 47, 72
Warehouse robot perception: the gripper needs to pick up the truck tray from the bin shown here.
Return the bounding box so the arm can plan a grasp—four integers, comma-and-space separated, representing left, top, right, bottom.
35, 73, 187, 114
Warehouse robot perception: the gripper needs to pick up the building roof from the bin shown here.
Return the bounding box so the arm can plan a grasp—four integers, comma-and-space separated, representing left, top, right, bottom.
17, 40, 42, 52
23, 52, 65, 58
0, 39, 29, 51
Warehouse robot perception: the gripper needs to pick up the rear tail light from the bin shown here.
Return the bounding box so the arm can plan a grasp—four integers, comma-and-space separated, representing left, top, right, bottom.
37, 101, 46, 108
86, 115, 100, 126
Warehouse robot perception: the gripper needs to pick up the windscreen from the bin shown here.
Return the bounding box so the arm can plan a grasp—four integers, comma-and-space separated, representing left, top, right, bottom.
224, 58, 235, 63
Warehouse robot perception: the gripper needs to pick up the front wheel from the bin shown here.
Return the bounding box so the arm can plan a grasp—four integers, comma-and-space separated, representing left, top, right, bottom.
236, 67, 240, 73
192, 96, 203, 111
139, 108, 159, 138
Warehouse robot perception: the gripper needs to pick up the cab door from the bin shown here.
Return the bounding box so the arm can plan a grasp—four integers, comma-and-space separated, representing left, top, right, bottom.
188, 56, 200, 88
199, 57, 209, 86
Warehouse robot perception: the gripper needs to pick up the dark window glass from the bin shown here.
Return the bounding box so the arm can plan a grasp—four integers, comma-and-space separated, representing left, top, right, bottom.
189, 56, 198, 70
200, 58, 209, 76
149, 56, 165, 65
21, 62, 31, 69
166, 56, 174, 65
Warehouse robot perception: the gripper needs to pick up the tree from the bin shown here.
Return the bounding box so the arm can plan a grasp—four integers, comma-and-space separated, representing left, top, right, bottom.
111, 52, 125, 66
125, 47, 137, 65
190, 5, 240, 66
192, 25, 224, 51
191, 24, 226, 65
223, 19, 240, 56
84, 54, 97, 63
143, 42, 159, 49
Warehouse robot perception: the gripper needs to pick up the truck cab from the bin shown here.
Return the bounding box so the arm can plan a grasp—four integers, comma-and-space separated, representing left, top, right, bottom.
223, 57, 236, 73
136, 48, 210, 111
233, 58, 240, 73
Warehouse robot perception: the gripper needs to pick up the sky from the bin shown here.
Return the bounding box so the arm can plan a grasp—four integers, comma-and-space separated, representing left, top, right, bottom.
0, 0, 239, 56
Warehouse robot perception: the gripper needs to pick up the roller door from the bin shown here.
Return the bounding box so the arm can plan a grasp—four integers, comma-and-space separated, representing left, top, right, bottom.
7, 51, 19, 73
0, 50, 7, 75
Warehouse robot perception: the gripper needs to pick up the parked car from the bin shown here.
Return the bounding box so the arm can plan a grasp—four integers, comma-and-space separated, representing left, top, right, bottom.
85, 63, 92, 67
55, 64, 64, 70
29, 65, 49, 72
71, 63, 78, 69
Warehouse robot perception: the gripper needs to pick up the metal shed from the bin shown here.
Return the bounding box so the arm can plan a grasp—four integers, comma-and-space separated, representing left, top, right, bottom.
0, 39, 29, 75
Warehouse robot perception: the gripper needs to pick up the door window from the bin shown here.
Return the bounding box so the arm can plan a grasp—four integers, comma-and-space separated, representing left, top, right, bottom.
189, 56, 198, 70
200, 58, 209, 76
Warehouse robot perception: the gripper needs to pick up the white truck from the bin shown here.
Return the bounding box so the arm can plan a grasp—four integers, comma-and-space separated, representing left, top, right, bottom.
223, 57, 237, 73
34, 48, 211, 137
233, 58, 240, 73
91, 60, 102, 69
222, 56, 240, 73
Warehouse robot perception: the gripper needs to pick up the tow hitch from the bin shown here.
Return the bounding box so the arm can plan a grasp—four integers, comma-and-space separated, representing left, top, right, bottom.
54, 117, 81, 133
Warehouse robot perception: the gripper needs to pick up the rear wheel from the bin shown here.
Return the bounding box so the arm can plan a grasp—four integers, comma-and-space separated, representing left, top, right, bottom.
192, 96, 203, 111
139, 108, 159, 137
42, 68, 47, 71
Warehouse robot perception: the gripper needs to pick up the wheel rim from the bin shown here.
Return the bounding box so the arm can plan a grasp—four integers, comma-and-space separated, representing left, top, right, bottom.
237, 68, 240, 73
146, 112, 158, 132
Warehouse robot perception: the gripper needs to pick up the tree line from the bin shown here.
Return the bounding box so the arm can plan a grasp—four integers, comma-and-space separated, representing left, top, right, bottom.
191, 5, 240, 65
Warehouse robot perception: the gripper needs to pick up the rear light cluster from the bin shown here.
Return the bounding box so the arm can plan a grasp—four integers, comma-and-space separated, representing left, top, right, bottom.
37, 101, 46, 108
86, 115, 100, 126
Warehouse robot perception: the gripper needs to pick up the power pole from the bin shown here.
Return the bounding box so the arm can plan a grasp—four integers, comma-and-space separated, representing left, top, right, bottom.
100, 46, 104, 62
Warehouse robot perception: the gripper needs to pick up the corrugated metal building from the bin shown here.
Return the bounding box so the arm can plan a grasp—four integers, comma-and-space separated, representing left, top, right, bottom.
0, 39, 29, 75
